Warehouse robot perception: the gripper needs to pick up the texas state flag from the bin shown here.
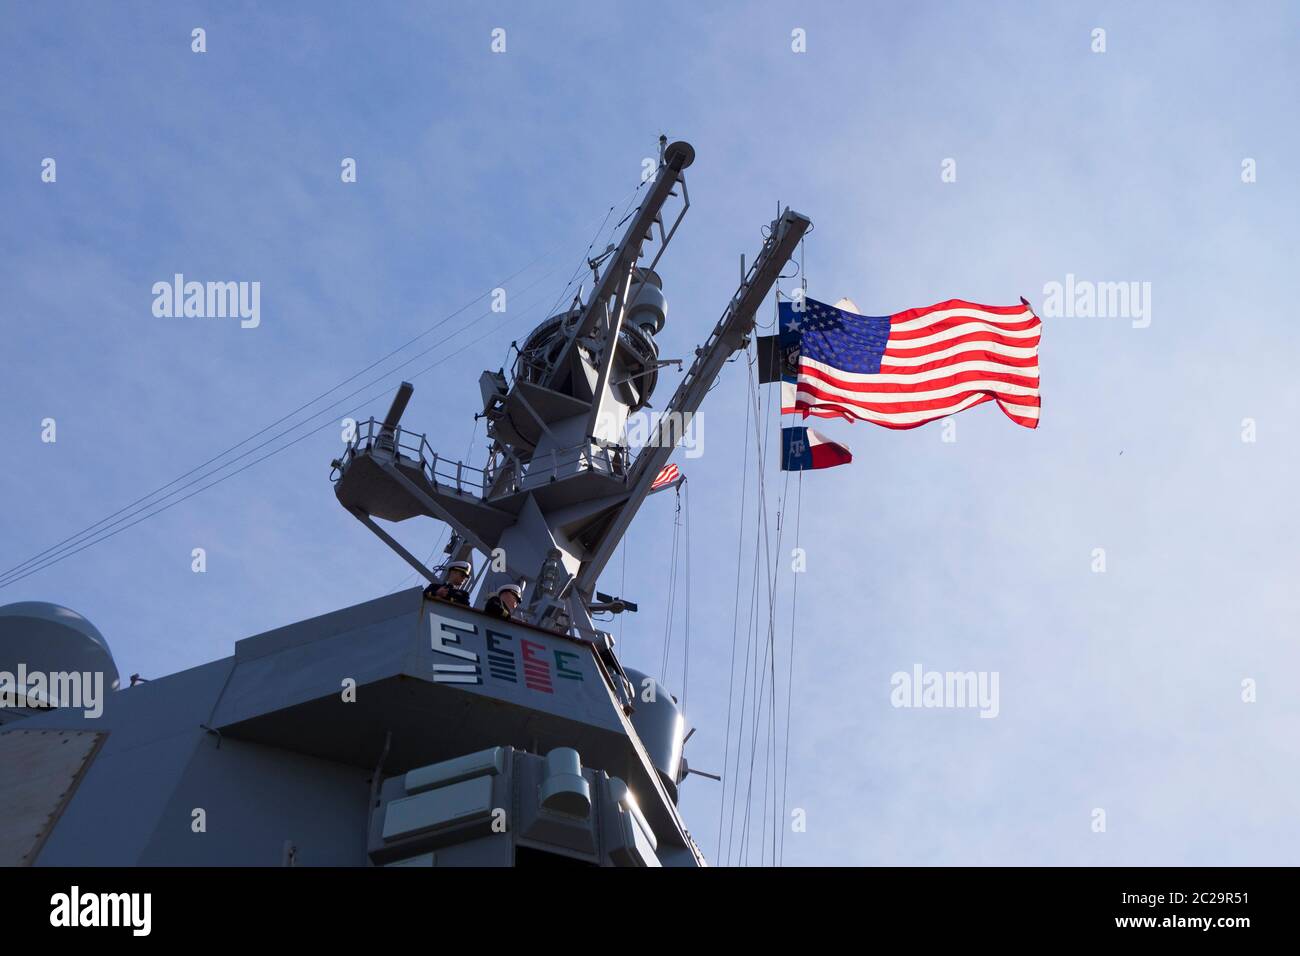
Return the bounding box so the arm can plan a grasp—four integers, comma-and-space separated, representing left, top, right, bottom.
780, 426, 852, 471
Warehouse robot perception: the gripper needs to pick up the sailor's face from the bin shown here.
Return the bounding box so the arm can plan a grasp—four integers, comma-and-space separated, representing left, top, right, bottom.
501, 591, 519, 611
448, 569, 467, 587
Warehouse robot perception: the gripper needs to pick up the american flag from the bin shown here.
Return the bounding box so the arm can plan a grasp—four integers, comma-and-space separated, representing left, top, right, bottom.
779, 297, 1041, 429
649, 462, 681, 492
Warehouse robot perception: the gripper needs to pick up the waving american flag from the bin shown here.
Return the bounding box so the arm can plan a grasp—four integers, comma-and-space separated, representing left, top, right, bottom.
778, 297, 1041, 429
649, 462, 682, 493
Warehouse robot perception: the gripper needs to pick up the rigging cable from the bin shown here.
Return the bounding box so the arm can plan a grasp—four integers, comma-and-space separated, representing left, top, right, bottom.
385, 194, 634, 594
723, 353, 766, 865
778, 234, 809, 865
730, 350, 776, 864
1, 253, 556, 583
681, 478, 692, 716
737, 272, 798, 865
715, 348, 754, 863
741, 430, 790, 866
739, 363, 780, 864
779, 470, 803, 865
658, 483, 683, 685
1, 186, 643, 590
0, 277, 566, 591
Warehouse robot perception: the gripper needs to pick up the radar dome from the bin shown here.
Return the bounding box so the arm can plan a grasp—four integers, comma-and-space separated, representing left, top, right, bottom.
0, 602, 120, 706
623, 668, 685, 798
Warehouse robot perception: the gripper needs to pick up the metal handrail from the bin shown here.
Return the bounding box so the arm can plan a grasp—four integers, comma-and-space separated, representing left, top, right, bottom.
336, 418, 631, 502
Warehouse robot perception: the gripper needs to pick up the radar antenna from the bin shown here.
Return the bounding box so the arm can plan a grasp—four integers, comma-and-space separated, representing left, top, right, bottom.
331, 138, 810, 646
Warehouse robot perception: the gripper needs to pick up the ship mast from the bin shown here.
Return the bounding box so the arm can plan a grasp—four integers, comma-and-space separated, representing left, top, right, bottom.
332, 138, 810, 642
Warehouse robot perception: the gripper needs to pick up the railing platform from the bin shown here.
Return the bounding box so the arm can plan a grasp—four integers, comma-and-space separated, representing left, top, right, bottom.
332, 419, 634, 537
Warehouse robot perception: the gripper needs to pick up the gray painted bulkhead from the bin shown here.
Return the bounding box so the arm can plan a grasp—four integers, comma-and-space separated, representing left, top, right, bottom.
7, 588, 703, 866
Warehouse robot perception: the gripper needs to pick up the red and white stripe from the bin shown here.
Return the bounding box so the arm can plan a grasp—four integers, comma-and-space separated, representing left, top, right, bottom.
650, 462, 681, 492
781, 299, 1041, 429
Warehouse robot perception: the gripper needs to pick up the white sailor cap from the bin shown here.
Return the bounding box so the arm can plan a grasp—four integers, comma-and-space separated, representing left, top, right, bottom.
446, 560, 472, 574
497, 583, 524, 599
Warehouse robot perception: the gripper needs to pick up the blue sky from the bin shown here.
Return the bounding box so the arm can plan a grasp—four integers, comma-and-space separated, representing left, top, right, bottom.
2, 1, 1297, 865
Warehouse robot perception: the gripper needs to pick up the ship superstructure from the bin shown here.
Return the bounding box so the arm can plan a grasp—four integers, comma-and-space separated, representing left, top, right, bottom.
0, 138, 809, 867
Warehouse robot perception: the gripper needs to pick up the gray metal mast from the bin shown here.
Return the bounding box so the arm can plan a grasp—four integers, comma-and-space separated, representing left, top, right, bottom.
2, 136, 815, 869
333, 137, 810, 642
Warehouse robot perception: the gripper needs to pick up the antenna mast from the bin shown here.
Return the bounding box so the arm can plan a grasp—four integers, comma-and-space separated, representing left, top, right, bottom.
332, 139, 810, 642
